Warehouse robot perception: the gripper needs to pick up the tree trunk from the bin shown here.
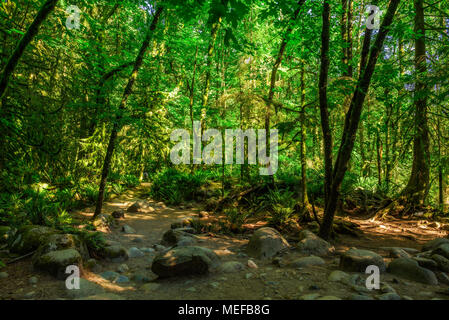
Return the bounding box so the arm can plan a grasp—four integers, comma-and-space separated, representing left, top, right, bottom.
318, 1, 333, 206
93, 6, 163, 218
319, 0, 401, 239
0, 0, 58, 102
401, 0, 430, 205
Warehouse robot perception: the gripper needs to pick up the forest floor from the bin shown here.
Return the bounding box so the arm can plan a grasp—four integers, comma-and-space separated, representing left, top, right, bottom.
1, 184, 449, 300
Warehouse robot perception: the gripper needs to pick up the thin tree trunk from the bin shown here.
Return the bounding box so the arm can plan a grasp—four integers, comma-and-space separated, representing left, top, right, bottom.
0, 0, 58, 102
318, 1, 333, 206
94, 6, 163, 218
319, 0, 401, 239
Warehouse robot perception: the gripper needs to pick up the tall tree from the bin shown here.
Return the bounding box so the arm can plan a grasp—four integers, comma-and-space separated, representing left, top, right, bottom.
319, 0, 402, 239
94, 6, 164, 218
401, 0, 430, 205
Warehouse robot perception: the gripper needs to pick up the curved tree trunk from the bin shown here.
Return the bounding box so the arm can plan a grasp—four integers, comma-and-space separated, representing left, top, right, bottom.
94, 6, 163, 218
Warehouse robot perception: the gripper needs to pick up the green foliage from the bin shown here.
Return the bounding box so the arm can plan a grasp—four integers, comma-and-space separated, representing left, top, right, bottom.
268, 204, 295, 228
150, 169, 210, 205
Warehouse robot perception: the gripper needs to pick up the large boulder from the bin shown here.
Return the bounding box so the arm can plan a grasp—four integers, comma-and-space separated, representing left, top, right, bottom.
161, 229, 197, 247
33, 248, 82, 279
33, 234, 90, 262
246, 227, 289, 259
10, 225, 59, 254
289, 256, 325, 268
432, 244, 449, 260
297, 230, 334, 256
422, 238, 449, 252
151, 246, 220, 277
387, 258, 438, 285
339, 248, 386, 273
99, 245, 129, 262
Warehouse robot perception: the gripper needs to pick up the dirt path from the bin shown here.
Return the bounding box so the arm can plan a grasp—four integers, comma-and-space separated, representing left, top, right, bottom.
1, 185, 449, 300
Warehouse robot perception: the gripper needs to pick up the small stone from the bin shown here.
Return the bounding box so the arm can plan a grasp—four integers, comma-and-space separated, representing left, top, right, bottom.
247, 259, 258, 269
350, 294, 374, 300
340, 248, 386, 273
328, 270, 350, 283
128, 247, 145, 258
380, 282, 396, 294
29, 276, 38, 285
132, 238, 144, 243
117, 264, 129, 273
140, 247, 155, 254
132, 273, 151, 283
317, 296, 341, 300
122, 225, 136, 234
300, 293, 320, 300
142, 283, 160, 292
100, 271, 120, 281
154, 244, 167, 251
378, 292, 401, 300
220, 261, 245, 273
23, 291, 36, 299
113, 275, 130, 284
289, 256, 325, 268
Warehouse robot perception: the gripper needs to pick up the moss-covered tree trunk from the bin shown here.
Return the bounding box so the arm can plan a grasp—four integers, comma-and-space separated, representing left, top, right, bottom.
94, 6, 163, 218
401, 0, 430, 205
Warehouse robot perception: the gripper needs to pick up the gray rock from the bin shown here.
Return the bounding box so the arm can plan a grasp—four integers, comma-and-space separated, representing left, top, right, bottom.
117, 264, 129, 273
423, 238, 449, 252
299, 293, 320, 300
23, 291, 36, 299
387, 258, 438, 285
122, 225, 136, 234
412, 257, 438, 270
113, 275, 130, 284
154, 244, 168, 252
128, 247, 145, 258
350, 294, 374, 300
29, 276, 38, 285
151, 246, 221, 277
100, 245, 129, 262
247, 227, 290, 259
140, 247, 155, 254
328, 270, 350, 283
127, 202, 141, 213
132, 238, 144, 243
132, 273, 151, 283
378, 292, 401, 300
289, 256, 325, 268
431, 254, 449, 272
10, 225, 58, 254
437, 272, 449, 285
389, 248, 411, 259
100, 271, 120, 281
432, 244, 449, 260
297, 230, 334, 256
219, 261, 245, 273
33, 233, 89, 262
65, 278, 104, 299
340, 248, 386, 273
142, 283, 160, 292
380, 282, 396, 294
33, 248, 82, 279
161, 229, 196, 247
